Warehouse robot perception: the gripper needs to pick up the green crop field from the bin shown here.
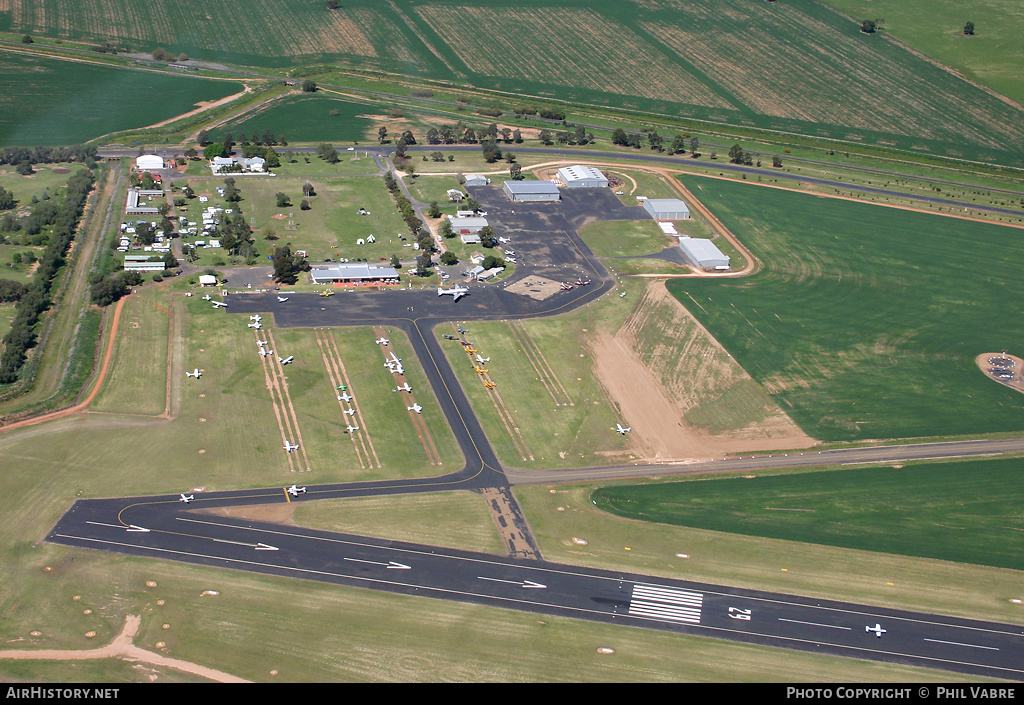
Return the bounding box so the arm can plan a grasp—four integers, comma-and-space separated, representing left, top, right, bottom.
591, 458, 1024, 570
207, 94, 376, 145
0, 52, 240, 146
667, 176, 1024, 442
4, 1, 1024, 165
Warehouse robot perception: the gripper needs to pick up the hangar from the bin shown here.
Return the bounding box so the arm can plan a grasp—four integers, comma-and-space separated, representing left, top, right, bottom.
464, 174, 489, 187
448, 216, 488, 233
136, 155, 165, 171
557, 165, 609, 188
503, 181, 560, 202
679, 237, 729, 269
310, 263, 400, 285
643, 198, 690, 220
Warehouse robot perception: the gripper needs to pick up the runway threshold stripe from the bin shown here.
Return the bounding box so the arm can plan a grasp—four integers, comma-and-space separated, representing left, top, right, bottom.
628, 606, 701, 624
629, 601, 702, 618
629, 584, 704, 624
632, 589, 703, 606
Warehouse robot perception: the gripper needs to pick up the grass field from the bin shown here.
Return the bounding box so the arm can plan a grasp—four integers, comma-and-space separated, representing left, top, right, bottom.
4, 1, 1024, 165
206, 94, 376, 145
0, 52, 239, 146
0, 163, 87, 216
667, 175, 1024, 441
591, 457, 1024, 570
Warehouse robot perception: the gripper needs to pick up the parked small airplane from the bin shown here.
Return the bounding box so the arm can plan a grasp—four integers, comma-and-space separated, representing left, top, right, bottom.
442, 334, 458, 340
438, 285, 469, 301
483, 380, 496, 389
250, 315, 262, 322
343, 408, 356, 416
258, 348, 273, 357
319, 290, 335, 297
497, 237, 511, 244
179, 493, 194, 503
186, 368, 202, 378
279, 356, 294, 365
202, 294, 212, 301
283, 440, 299, 452
866, 624, 886, 638
257, 339, 267, 347
457, 325, 468, 334
212, 301, 228, 308
575, 278, 591, 286
247, 321, 262, 329
337, 392, 352, 402
345, 424, 360, 433
475, 354, 490, 364
465, 347, 478, 354
561, 282, 574, 290
287, 484, 307, 497
277, 296, 289, 302
394, 382, 412, 393
375, 337, 389, 346
619, 292, 626, 298
386, 352, 404, 375
475, 367, 488, 375
407, 403, 423, 414
616, 423, 631, 434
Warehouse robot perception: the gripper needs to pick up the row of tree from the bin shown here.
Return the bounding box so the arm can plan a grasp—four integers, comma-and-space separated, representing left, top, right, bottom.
0, 145, 97, 167
425, 123, 523, 146
2, 169, 95, 383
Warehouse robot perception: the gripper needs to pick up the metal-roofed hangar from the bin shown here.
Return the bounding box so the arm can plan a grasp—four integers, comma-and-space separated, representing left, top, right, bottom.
504, 181, 560, 202
310, 263, 400, 285
557, 165, 609, 188
679, 237, 729, 269
643, 198, 690, 220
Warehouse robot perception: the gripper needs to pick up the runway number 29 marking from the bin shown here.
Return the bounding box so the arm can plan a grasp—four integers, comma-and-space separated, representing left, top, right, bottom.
728, 607, 752, 621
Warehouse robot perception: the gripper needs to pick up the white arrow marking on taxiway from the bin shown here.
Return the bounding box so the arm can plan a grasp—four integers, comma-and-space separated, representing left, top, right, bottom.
343, 558, 412, 569
478, 577, 547, 589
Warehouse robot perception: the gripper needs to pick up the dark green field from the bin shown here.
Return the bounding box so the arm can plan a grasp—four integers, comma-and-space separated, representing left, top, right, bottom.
592, 457, 1024, 570
0, 53, 239, 146
3, 0, 1024, 165
667, 176, 1024, 441
207, 94, 375, 145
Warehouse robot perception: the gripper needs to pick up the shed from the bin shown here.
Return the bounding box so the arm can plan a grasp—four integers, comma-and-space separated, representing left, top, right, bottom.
643, 198, 690, 220
557, 165, 608, 188
679, 237, 729, 268
464, 174, 489, 187
460, 233, 481, 245
503, 180, 560, 202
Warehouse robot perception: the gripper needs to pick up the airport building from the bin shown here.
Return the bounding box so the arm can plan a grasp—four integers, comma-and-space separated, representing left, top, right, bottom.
678, 237, 729, 269
123, 255, 166, 272
310, 263, 400, 285
643, 198, 690, 220
448, 216, 489, 233
503, 180, 560, 202
557, 165, 609, 188
464, 174, 489, 187
136, 154, 165, 171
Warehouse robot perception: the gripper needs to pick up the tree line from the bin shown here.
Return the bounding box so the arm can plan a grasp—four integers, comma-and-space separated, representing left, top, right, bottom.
1, 169, 95, 384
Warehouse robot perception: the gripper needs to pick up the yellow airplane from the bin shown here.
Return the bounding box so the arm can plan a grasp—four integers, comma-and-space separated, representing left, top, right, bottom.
475, 367, 488, 375
319, 290, 335, 297
466, 347, 478, 354
484, 380, 496, 389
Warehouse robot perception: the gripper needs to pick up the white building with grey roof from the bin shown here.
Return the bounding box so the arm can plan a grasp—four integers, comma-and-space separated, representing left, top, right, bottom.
557, 165, 609, 188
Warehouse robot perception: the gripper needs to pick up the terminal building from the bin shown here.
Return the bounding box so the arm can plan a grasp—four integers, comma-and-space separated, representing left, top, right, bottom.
643, 198, 690, 220
557, 165, 609, 188
678, 237, 729, 269
310, 263, 400, 285
503, 180, 560, 202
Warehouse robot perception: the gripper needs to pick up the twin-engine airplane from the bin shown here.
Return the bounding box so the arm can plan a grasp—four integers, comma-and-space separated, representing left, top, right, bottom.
438, 285, 468, 301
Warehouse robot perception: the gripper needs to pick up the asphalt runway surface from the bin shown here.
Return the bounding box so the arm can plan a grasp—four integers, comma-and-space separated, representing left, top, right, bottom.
49, 181, 1024, 679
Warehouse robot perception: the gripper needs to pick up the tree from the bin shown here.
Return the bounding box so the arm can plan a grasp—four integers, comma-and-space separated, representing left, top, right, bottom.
303, 182, 316, 197
538, 130, 554, 146
223, 177, 241, 202
428, 202, 442, 218
729, 144, 745, 164
438, 219, 454, 239
861, 19, 881, 33
481, 140, 502, 163
509, 162, 523, 180
203, 143, 229, 159
197, 130, 211, 147
272, 245, 309, 285
0, 186, 15, 211
326, 0, 340, 8
964, 22, 975, 36
611, 128, 629, 147
301, 80, 318, 92
690, 136, 700, 157
378, 126, 388, 144
440, 251, 458, 266
300, 200, 311, 211
275, 192, 291, 208
772, 155, 783, 168
21, 35, 33, 44
478, 226, 496, 249
513, 129, 523, 144
16, 160, 33, 176
648, 131, 664, 152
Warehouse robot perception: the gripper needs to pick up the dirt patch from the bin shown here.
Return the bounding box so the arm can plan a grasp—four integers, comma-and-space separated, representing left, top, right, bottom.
976, 352, 1024, 393
588, 279, 815, 463
51, 168, 71, 174
195, 502, 298, 524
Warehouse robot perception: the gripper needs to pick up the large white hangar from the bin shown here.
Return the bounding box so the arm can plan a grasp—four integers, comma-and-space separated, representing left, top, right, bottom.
643, 198, 690, 220
136, 154, 165, 171
557, 165, 609, 188
504, 180, 560, 202
679, 237, 729, 269
310, 263, 399, 285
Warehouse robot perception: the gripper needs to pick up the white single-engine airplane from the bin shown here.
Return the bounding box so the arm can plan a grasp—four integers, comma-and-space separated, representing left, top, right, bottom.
375, 337, 389, 346
283, 440, 299, 452
248, 321, 262, 329
407, 403, 423, 414
186, 368, 202, 378
257, 339, 267, 347
179, 493, 194, 503
277, 296, 289, 302
616, 423, 631, 435
287, 484, 307, 497
345, 424, 360, 433
866, 624, 886, 638
385, 352, 404, 375
475, 354, 491, 364
279, 356, 294, 365
250, 315, 262, 323
438, 285, 469, 301
258, 348, 273, 357
343, 408, 356, 416
394, 382, 412, 393
337, 391, 353, 402
212, 301, 228, 308
202, 294, 212, 301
